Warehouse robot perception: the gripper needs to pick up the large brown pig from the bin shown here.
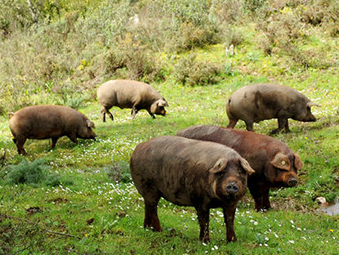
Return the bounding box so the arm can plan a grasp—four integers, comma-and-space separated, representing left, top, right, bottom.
97, 80, 168, 122
226, 83, 318, 133
9, 105, 97, 155
177, 125, 303, 211
130, 136, 255, 242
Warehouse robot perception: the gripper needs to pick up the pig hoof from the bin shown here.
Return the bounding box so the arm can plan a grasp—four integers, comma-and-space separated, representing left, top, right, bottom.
227, 235, 237, 242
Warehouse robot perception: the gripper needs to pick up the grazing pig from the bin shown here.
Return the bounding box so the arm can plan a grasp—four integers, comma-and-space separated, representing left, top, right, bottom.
130, 136, 255, 243
226, 83, 318, 133
177, 125, 303, 211
9, 105, 97, 155
97, 80, 168, 122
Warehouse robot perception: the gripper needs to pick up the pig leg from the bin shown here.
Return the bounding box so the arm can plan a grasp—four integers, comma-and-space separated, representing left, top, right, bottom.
101, 106, 107, 122
283, 119, 290, 133
196, 207, 210, 242
144, 197, 162, 231
245, 121, 254, 132
223, 206, 237, 242
146, 109, 155, 119
101, 106, 113, 122
131, 106, 139, 119
67, 133, 78, 145
227, 118, 238, 129
13, 136, 27, 155
248, 183, 271, 211
51, 137, 59, 148
271, 117, 290, 134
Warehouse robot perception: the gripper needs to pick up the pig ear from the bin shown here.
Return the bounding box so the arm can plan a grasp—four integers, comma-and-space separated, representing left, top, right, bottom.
86, 120, 95, 128
294, 153, 303, 170
271, 153, 291, 171
158, 99, 168, 107
210, 158, 228, 174
307, 102, 320, 107
240, 158, 255, 175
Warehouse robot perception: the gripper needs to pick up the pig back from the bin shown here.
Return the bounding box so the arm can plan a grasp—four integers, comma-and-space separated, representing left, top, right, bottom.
178, 125, 294, 176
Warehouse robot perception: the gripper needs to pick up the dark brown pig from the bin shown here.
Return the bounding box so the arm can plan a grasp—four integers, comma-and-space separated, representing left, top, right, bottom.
9, 105, 97, 155
130, 136, 255, 242
177, 125, 303, 211
97, 80, 168, 122
226, 83, 318, 134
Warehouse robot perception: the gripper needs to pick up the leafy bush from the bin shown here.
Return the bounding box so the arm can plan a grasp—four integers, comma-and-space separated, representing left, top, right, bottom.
173, 54, 221, 86
106, 161, 132, 183
300, 0, 339, 36
166, 22, 221, 53
211, 0, 243, 24
256, 6, 304, 47
223, 26, 245, 48
3, 158, 62, 187
102, 40, 165, 83
132, 0, 222, 53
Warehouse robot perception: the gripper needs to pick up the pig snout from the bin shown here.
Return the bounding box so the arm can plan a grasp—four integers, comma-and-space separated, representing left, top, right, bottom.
305, 112, 316, 122
287, 177, 298, 187
158, 107, 167, 116
91, 132, 97, 140
226, 182, 239, 194
85, 129, 97, 140
309, 115, 316, 122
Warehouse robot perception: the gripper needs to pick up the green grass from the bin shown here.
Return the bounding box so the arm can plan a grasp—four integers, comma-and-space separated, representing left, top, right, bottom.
1, 1, 339, 252
1, 72, 339, 253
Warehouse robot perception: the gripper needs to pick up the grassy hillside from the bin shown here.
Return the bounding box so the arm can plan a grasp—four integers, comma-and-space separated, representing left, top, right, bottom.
1, 0, 339, 254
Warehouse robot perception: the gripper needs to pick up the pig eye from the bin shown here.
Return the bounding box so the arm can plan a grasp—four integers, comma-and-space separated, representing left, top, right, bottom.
275, 167, 288, 172
240, 166, 248, 174
215, 169, 225, 176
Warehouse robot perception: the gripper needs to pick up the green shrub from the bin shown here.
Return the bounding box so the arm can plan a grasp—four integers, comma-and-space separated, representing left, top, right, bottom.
224, 26, 245, 48
3, 158, 62, 187
300, 0, 339, 36
166, 22, 221, 53
0, 0, 32, 34
132, 0, 222, 53
106, 161, 132, 183
211, 0, 243, 24
173, 54, 222, 86
243, 0, 267, 12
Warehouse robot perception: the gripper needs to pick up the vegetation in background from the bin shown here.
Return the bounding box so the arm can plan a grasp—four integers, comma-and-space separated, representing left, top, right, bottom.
1, 0, 338, 114
0, 0, 339, 254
